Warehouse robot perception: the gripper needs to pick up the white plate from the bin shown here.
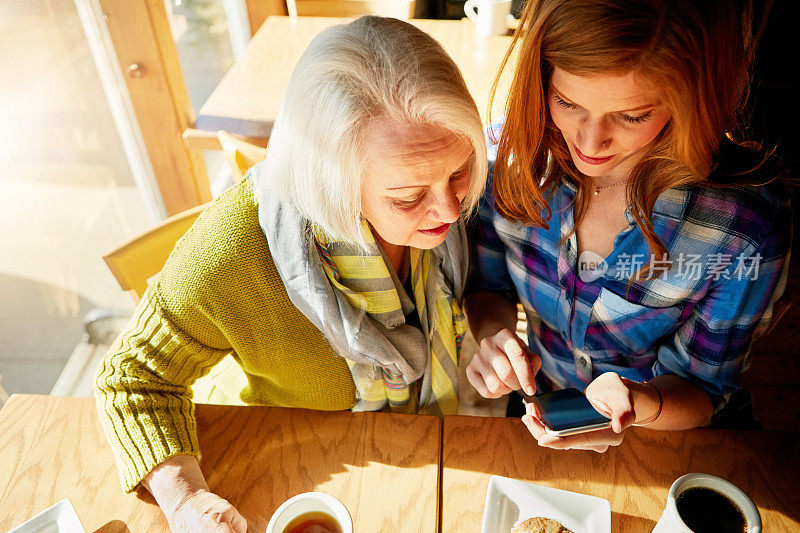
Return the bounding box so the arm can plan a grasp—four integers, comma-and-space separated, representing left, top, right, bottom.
8, 499, 86, 533
481, 475, 611, 533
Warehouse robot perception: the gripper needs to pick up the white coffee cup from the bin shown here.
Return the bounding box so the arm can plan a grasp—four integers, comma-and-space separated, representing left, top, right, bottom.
652, 473, 761, 533
464, 0, 513, 36
266, 492, 353, 533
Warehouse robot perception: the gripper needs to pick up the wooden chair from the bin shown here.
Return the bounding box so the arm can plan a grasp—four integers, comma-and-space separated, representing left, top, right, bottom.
103, 203, 209, 301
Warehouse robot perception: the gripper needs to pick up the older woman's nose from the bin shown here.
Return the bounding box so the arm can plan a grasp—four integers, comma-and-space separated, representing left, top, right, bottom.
428, 188, 461, 223
576, 117, 612, 156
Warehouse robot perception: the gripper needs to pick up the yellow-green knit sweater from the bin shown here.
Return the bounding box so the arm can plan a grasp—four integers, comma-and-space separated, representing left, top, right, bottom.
94, 178, 357, 492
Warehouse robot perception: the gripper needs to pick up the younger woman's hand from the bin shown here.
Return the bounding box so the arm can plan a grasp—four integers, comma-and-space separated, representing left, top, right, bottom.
521, 372, 635, 453
466, 328, 542, 398
168, 490, 248, 533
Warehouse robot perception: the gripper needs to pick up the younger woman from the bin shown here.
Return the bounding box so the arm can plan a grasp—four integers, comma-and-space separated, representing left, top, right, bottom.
467, 0, 792, 452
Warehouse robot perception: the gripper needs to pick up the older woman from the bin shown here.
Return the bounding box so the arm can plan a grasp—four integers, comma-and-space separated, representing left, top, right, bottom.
94, 16, 486, 531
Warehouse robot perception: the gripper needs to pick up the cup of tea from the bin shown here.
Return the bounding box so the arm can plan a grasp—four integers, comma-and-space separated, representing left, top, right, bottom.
464, 0, 514, 36
652, 473, 761, 533
266, 492, 353, 533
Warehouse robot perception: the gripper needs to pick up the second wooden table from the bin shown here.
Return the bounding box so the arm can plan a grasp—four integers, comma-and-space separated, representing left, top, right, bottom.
194, 16, 515, 141
441, 415, 800, 532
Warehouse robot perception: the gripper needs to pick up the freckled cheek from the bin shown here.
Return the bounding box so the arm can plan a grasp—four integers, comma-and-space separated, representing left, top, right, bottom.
626, 118, 669, 152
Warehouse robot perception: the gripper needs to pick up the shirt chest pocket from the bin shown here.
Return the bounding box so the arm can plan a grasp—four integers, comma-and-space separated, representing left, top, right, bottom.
587, 287, 683, 355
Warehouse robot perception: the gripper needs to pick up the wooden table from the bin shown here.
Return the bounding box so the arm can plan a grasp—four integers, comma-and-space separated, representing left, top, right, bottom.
5, 396, 798, 532
0, 395, 440, 532
442, 415, 800, 532
187, 16, 515, 150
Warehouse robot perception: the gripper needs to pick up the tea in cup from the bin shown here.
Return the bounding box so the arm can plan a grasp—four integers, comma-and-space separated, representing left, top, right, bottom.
266, 492, 352, 533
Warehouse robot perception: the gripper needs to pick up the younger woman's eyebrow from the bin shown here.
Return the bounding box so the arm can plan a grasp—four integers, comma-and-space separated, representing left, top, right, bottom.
551, 86, 657, 113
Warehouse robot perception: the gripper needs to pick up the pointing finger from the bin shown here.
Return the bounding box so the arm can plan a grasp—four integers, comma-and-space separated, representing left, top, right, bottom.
501, 336, 537, 395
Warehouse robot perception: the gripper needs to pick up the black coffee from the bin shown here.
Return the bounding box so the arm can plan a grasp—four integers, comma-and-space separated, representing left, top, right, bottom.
676, 487, 747, 533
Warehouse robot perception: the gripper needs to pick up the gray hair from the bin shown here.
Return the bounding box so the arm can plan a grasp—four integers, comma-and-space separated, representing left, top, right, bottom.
255, 16, 487, 247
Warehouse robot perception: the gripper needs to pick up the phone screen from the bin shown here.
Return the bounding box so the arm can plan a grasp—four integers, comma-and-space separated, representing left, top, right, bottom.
529, 388, 610, 432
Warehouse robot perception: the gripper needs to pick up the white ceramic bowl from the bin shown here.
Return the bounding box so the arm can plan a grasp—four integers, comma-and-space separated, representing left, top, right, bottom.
266, 492, 352, 533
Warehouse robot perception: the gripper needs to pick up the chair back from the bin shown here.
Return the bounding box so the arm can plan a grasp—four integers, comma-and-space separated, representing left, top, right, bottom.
103, 204, 208, 301
217, 130, 267, 182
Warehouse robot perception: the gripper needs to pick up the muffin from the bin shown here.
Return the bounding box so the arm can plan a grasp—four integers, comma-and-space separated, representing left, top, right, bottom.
511, 516, 573, 533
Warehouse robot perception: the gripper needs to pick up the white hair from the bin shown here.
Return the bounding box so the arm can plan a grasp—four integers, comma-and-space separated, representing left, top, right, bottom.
254, 16, 487, 248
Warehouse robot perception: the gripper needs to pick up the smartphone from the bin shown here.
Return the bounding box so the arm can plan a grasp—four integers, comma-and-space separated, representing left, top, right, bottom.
526, 388, 612, 437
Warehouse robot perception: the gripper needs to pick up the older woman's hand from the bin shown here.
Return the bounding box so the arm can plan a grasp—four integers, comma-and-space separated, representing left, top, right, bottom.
143, 454, 247, 533
466, 328, 542, 398
521, 372, 636, 453
168, 490, 247, 533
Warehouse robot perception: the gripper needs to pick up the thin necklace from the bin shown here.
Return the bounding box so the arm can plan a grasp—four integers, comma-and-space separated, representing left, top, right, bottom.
593, 178, 628, 196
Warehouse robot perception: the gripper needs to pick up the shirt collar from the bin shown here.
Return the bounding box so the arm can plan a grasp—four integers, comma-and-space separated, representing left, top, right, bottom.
644, 186, 691, 222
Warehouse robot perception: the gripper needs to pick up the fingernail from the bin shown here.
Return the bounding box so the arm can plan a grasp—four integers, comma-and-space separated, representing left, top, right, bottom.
525, 386, 535, 395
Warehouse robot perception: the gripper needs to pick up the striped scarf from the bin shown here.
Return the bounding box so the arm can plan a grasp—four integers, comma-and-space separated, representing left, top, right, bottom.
315, 223, 467, 415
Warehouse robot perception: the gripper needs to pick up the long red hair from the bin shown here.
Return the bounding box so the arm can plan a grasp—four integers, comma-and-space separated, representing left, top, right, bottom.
490, 0, 757, 279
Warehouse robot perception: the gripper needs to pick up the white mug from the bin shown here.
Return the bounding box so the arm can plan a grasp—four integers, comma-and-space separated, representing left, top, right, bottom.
266, 492, 353, 533
652, 473, 761, 533
464, 0, 513, 36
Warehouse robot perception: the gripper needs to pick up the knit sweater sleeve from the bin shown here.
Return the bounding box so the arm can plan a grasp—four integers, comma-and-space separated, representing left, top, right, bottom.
94, 182, 256, 493
94, 285, 231, 493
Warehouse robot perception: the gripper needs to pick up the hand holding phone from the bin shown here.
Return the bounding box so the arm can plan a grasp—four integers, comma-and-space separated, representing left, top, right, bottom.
521, 374, 636, 453
525, 388, 611, 437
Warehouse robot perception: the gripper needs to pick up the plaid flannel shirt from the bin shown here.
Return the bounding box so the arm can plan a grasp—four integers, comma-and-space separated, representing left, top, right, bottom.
472, 140, 792, 411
